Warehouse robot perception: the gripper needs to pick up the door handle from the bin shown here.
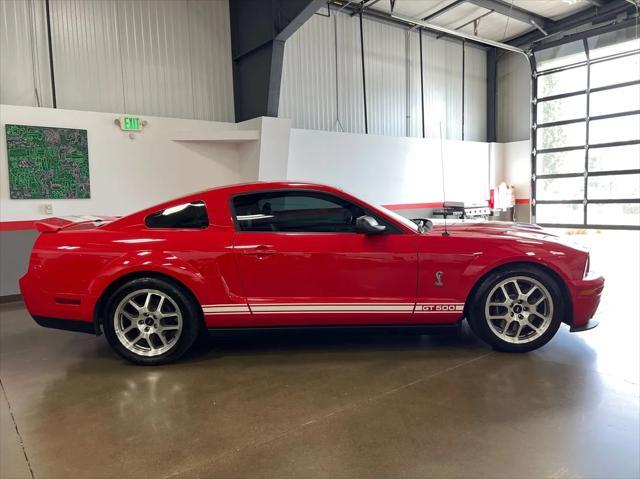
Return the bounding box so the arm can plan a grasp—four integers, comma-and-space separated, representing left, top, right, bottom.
237, 245, 277, 256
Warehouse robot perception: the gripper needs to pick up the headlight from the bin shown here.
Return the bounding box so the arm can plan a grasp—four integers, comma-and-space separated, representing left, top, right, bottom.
584, 254, 590, 278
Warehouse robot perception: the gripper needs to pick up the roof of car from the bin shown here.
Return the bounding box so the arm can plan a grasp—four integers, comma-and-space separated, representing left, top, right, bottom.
213, 181, 337, 193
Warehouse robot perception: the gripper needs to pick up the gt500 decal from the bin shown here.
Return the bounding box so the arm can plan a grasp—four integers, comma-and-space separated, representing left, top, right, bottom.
416, 303, 464, 313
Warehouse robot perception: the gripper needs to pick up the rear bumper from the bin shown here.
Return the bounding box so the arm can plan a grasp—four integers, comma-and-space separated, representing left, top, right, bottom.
32, 316, 97, 334
569, 272, 605, 332
19, 271, 97, 334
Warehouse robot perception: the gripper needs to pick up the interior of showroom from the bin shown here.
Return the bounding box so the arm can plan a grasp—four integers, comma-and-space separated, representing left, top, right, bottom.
0, 0, 638, 478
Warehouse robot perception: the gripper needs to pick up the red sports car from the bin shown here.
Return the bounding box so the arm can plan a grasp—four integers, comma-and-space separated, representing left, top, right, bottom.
20, 182, 604, 365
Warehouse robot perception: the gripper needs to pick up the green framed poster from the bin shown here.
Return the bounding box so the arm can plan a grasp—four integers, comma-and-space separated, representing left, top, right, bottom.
5, 124, 90, 199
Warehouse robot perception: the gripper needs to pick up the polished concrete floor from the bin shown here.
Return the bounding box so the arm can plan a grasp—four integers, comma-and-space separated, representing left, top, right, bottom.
1, 231, 638, 479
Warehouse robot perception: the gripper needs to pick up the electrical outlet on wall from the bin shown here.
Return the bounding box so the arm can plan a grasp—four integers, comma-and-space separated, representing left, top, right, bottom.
44, 203, 53, 215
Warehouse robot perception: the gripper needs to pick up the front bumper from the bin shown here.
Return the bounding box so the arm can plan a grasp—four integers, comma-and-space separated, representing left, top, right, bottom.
569, 272, 605, 332
570, 317, 599, 332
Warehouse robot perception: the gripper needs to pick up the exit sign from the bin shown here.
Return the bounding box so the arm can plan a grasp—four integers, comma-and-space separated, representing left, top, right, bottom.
119, 116, 142, 131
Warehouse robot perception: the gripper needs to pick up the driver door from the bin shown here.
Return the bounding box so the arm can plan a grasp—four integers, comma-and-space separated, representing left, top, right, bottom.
230, 189, 418, 326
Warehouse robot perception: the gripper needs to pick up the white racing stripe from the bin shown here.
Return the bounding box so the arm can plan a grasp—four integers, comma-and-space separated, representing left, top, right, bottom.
251, 304, 414, 312
201, 302, 464, 315
202, 304, 251, 314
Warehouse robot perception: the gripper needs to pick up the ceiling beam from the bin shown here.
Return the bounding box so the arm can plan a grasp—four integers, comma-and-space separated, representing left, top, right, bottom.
422, 0, 466, 21
330, 0, 491, 46
465, 0, 554, 28
350, 0, 383, 16
508, 0, 636, 47
392, 13, 527, 54
229, 0, 326, 121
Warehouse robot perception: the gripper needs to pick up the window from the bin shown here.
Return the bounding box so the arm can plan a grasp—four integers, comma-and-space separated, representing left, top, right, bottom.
588, 144, 640, 172
590, 54, 640, 88
536, 204, 584, 225
589, 84, 640, 117
537, 94, 586, 124
537, 67, 587, 98
232, 190, 396, 233
588, 174, 640, 200
587, 203, 640, 227
534, 40, 586, 72
536, 150, 585, 175
589, 115, 640, 145
587, 26, 640, 60
536, 122, 586, 149
536, 177, 585, 201
145, 201, 209, 229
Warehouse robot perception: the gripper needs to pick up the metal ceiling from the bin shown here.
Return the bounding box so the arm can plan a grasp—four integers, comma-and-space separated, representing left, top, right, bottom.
368, 0, 594, 42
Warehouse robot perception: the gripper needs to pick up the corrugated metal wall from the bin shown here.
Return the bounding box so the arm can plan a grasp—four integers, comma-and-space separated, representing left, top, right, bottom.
407, 31, 422, 138
363, 18, 406, 137
1, 0, 233, 122
422, 32, 463, 140
0, 0, 53, 107
464, 43, 487, 142
49, 0, 125, 113
497, 51, 531, 142
280, 11, 336, 132
279, 11, 366, 134
279, 8, 488, 141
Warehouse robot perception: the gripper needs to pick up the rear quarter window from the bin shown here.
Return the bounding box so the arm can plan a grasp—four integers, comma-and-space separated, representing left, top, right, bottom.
145, 201, 209, 229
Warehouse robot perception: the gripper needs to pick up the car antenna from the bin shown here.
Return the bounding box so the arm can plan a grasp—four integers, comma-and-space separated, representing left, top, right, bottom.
439, 122, 450, 237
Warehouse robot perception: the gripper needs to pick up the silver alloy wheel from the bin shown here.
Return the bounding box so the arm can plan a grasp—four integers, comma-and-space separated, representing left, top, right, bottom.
484, 276, 554, 344
114, 289, 183, 357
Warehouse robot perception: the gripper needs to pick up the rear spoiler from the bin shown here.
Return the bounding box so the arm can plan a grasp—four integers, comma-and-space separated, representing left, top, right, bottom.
35, 216, 117, 233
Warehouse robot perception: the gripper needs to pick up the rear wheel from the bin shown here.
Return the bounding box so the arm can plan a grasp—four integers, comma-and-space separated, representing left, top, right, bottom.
467, 265, 565, 352
102, 277, 200, 365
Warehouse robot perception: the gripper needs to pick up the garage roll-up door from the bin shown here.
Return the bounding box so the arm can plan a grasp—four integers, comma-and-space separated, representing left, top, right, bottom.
531, 24, 640, 230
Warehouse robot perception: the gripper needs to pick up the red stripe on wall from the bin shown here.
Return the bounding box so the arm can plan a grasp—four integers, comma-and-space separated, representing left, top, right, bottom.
515, 198, 530, 205
0, 221, 37, 232
382, 202, 444, 211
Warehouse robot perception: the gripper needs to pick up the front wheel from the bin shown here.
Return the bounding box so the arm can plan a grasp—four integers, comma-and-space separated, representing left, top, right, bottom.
467, 266, 565, 352
102, 277, 201, 365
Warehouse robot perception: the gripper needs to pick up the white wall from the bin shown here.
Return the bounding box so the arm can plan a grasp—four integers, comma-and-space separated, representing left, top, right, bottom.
286, 128, 491, 208
492, 139, 531, 221
501, 140, 531, 199
0, 105, 258, 222
0, 0, 234, 123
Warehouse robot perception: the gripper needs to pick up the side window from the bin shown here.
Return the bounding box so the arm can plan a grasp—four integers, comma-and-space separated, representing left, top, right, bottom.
145, 201, 209, 229
232, 190, 394, 233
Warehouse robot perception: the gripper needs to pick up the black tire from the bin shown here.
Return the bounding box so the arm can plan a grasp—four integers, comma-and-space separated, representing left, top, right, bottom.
102, 277, 201, 365
467, 265, 565, 353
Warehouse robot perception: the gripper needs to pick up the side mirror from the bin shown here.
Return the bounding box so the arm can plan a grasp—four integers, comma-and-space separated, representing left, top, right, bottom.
355, 215, 386, 234
411, 218, 433, 233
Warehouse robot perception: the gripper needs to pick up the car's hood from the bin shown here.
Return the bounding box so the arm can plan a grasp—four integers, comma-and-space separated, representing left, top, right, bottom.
429, 220, 588, 252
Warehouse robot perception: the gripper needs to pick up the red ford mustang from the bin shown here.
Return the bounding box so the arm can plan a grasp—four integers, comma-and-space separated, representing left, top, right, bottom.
20, 182, 604, 365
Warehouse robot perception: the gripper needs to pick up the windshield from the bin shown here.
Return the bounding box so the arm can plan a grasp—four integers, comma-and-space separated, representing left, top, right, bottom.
377, 205, 419, 232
